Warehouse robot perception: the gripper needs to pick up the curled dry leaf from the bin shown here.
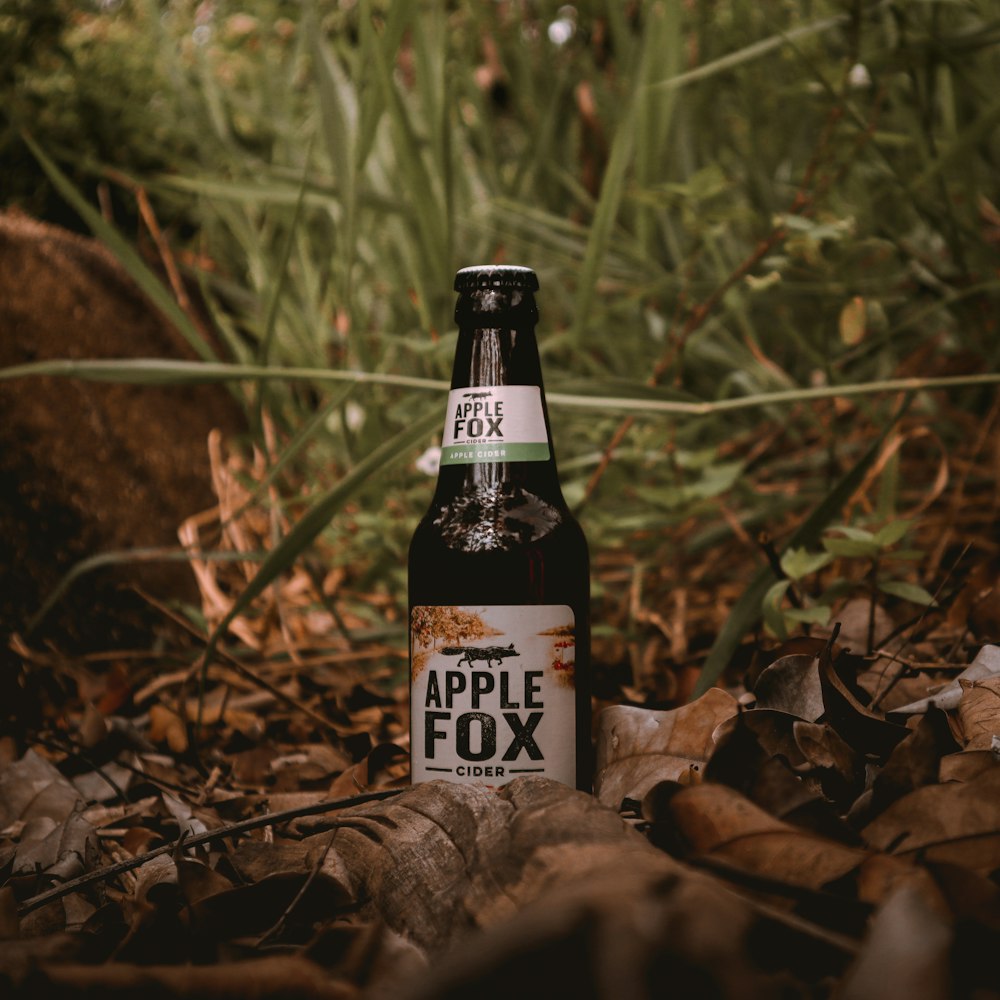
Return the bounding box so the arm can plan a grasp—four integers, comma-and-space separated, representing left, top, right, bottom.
818, 646, 908, 759
752, 653, 825, 721
593, 689, 738, 809
714, 710, 862, 806
957, 675, 1000, 750
792, 720, 857, 772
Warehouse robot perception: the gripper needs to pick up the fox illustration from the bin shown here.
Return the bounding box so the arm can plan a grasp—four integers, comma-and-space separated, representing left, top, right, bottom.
440, 643, 519, 669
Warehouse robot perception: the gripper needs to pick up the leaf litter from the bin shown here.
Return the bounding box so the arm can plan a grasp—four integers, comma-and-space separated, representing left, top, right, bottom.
3, 422, 1000, 998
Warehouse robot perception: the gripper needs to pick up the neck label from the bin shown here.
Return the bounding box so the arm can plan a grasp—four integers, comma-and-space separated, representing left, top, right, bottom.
441, 385, 550, 465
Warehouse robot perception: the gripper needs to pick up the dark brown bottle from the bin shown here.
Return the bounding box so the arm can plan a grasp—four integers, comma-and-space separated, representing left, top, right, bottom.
409, 265, 590, 791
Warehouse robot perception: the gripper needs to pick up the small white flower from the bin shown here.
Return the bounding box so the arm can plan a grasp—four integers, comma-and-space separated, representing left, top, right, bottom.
415, 446, 441, 477
345, 401, 365, 433
849, 63, 872, 89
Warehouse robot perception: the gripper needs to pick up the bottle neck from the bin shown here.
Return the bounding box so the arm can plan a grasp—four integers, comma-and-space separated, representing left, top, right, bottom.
433, 315, 564, 504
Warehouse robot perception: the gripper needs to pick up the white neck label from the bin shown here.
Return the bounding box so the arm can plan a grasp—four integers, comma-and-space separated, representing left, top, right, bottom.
441, 386, 550, 465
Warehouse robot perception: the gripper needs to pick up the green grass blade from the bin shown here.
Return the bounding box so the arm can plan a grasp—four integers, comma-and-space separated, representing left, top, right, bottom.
648, 11, 850, 93
27, 549, 265, 636
4, 359, 999, 418
21, 132, 218, 363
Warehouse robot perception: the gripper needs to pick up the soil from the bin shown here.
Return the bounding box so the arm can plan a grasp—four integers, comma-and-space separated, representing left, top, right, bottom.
0, 210, 244, 659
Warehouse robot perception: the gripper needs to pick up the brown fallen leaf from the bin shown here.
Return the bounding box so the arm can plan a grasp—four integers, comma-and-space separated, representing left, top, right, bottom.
837, 885, 952, 1000
938, 750, 999, 783
862, 768, 1000, 872
0, 751, 98, 893
957, 675, 1000, 749
714, 709, 863, 806
792, 720, 864, 805
704, 712, 859, 841
659, 782, 873, 892
593, 689, 738, 808
327, 742, 409, 798
0, 750, 82, 830
752, 653, 825, 721
849, 708, 959, 826
818, 644, 908, 759
148, 704, 189, 754
655, 782, 943, 917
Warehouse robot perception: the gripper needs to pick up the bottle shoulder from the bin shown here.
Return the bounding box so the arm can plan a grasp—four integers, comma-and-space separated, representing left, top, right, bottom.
409, 507, 589, 609
414, 482, 582, 555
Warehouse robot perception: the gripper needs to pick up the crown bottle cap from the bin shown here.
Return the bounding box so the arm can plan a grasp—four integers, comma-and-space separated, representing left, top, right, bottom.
454, 265, 539, 293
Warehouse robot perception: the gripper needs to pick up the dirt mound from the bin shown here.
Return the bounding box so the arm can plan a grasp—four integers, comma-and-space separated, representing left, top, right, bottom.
0, 210, 244, 656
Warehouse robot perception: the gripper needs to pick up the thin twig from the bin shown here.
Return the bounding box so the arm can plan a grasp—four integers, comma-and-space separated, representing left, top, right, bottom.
869, 543, 970, 710
134, 587, 347, 740
16, 787, 405, 917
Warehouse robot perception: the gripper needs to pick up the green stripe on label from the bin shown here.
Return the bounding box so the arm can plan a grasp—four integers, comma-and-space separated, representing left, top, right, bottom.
441, 442, 550, 465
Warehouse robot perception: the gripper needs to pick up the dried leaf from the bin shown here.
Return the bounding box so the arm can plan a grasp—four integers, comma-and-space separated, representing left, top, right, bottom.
148, 705, 189, 754
0, 750, 82, 830
863, 768, 1000, 872
704, 713, 858, 840
660, 782, 872, 891
752, 653, 824, 721
12, 808, 97, 883
175, 856, 234, 906
593, 689, 738, 808
860, 709, 956, 825
938, 750, 999, 783
839, 295, 867, 346
818, 646, 908, 758
838, 885, 952, 1000
957, 675, 1000, 749
327, 743, 409, 798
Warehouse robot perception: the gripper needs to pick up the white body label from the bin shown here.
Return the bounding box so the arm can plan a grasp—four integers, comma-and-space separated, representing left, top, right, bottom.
441, 386, 550, 465
410, 604, 576, 786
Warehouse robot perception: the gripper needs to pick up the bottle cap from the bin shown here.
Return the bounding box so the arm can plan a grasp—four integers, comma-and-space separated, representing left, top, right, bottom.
454, 265, 539, 293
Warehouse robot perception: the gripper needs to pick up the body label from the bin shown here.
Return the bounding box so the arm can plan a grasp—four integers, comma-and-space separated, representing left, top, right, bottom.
410, 605, 576, 786
440, 386, 550, 465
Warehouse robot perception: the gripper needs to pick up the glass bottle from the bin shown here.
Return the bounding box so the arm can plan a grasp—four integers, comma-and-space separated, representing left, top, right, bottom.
409, 265, 591, 791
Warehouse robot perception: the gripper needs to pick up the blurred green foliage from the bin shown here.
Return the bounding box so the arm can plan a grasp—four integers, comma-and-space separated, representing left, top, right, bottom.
3, 0, 999, 653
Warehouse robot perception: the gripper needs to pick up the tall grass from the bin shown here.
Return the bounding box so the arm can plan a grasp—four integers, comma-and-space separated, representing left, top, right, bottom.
4, 0, 999, 682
